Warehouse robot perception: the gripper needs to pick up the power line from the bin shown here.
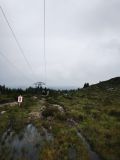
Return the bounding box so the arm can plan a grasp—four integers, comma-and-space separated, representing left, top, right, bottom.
43, 0, 47, 85
0, 51, 32, 84
0, 6, 36, 80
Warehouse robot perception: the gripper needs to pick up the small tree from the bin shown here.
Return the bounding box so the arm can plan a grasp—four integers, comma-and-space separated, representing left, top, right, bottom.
83, 83, 89, 88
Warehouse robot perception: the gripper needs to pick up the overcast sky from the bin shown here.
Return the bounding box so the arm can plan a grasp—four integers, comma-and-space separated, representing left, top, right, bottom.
0, 0, 120, 89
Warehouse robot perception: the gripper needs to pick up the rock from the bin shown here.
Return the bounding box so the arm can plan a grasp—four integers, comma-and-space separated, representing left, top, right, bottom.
32, 96, 38, 100
9, 102, 18, 106
1, 111, 6, 115
107, 88, 114, 91
67, 118, 78, 126
40, 106, 46, 111
28, 112, 40, 120
53, 104, 64, 113
49, 126, 52, 130
58, 106, 64, 113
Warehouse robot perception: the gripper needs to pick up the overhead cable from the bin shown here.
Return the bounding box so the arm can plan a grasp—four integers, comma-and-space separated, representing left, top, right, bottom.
0, 51, 32, 84
0, 6, 36, 80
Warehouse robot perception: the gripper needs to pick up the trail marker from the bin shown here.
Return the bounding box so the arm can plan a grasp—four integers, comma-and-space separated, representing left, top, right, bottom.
18, 95, 23, 106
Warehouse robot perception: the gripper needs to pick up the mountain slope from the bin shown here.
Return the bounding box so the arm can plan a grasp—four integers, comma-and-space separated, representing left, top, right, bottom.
47, 77, 120, 160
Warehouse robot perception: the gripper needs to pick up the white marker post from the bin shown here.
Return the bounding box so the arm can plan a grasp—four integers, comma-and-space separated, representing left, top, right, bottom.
18, 95, 23, 107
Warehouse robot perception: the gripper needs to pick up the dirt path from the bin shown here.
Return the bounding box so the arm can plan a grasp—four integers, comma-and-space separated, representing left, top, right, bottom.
0, 102, 17, 108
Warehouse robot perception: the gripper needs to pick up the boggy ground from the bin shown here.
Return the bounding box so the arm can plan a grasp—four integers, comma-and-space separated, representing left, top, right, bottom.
46, 78, 120, 160
0, 78, 120, 160
0, 96, 89, 160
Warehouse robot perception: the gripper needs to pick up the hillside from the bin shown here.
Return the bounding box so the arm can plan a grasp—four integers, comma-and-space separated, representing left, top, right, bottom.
0, 77, 120, 160
93, 77, 120, 88
47, 77, 120, 160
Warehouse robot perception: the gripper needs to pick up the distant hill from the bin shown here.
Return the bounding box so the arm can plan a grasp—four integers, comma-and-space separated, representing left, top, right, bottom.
92, 77, 120, 89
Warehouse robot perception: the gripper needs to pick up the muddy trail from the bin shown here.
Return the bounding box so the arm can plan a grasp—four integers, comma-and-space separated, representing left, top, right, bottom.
0, 102, 17, 108
0, 122, 101, 160
0, 124, 53, 160
0, 99, 101, 160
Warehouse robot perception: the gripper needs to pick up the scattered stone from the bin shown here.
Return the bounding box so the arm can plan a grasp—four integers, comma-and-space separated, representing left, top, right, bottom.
0, 102, 17, 108
40, 106, 46, 111
28, 112, 40, 120
64, 93, 68, 96
1, 111, 6, 115
53, 104, 65, 113
107, 88, 114, 91
49, 126, 52, 130
67, 118, 78, 126
9, 102, 18, 106
32, 96, 38, 100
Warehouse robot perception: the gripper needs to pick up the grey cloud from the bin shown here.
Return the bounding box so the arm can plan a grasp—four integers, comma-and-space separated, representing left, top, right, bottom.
0, 0, 120, 88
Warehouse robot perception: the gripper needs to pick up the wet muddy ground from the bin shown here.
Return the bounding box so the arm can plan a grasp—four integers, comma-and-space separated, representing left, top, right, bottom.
0, 123, 101, 160
0, 124, 53, 160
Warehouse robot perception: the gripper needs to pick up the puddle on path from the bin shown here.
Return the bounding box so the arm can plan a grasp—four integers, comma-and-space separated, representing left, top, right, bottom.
0, 123, 101, 160
0, 124, 53, 160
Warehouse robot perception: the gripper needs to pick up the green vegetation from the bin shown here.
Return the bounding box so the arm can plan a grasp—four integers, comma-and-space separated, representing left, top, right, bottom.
46, 77, 120, 160
0, 77, 120, 160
